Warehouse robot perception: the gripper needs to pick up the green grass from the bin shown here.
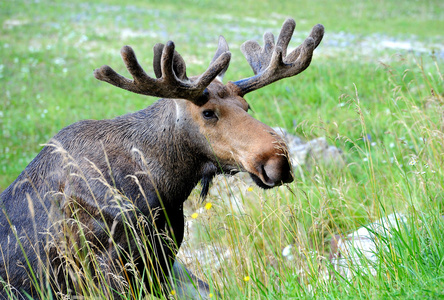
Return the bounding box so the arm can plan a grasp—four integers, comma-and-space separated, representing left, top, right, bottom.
1, 0, 444, 299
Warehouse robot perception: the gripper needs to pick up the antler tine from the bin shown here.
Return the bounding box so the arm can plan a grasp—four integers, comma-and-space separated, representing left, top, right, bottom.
161, 41, 179, 84
232, 19, 324, 96
276, 18, 295, 58
211, 36, 230, 81
286, 23, 324, 62
94, 41, 231, 104
94, 45, 160, 96
153, 43, 188, 80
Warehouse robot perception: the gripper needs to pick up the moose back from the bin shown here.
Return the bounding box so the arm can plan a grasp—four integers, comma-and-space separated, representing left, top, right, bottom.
0, 19, 323, 299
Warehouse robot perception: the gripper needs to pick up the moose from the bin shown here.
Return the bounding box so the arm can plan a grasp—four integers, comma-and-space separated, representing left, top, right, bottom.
0, 19, 323, 299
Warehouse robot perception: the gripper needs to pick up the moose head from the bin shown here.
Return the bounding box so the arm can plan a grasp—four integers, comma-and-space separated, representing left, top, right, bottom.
0, 19, 323, 299
94, 18, 324, 192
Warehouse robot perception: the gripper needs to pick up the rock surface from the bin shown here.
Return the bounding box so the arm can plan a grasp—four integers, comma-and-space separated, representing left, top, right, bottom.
328, 213, 407, 278
273, 127, 345, 171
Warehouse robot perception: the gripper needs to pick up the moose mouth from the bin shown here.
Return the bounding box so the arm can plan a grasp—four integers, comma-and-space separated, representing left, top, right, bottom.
249, 173, 276, 189
218, 158, 293, 189
220, 168, 277, 189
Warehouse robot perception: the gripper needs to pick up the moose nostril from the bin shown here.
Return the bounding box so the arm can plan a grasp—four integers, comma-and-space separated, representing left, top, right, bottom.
262, 156, 293, 185
260, 164, 273, 186
263, 163, 277, 185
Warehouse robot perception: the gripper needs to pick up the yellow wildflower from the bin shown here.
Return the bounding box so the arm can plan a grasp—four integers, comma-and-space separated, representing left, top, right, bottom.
191, 213, 198, 219
170, 290, 176, 296
247, 187, 253, 192
205, 202, 212, 210
243, 276, 250, 282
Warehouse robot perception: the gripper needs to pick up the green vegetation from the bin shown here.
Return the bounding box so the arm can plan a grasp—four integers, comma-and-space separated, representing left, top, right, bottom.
1, 0, 443, 299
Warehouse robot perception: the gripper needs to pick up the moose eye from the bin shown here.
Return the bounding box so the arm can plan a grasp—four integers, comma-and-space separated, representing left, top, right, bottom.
202, 109, 217, 120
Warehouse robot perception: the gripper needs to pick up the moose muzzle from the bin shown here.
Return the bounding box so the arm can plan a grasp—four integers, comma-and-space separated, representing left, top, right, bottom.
249, 148, 293, 189
236, 125, 293, 189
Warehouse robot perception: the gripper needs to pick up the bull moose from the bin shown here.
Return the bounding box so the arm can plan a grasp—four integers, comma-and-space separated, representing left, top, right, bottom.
0, 19, 324, 299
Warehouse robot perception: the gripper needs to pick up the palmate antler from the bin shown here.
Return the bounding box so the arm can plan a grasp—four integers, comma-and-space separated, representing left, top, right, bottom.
232, 19, 324, 96
94, 40, 231, 104
94, 18, 323, 102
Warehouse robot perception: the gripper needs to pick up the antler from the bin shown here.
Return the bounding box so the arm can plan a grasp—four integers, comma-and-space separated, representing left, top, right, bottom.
94, 41, 231, 104
231, 19, 324, 96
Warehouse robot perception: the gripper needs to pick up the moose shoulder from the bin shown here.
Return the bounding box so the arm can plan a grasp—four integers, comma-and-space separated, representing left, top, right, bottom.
0, 19, 324, 299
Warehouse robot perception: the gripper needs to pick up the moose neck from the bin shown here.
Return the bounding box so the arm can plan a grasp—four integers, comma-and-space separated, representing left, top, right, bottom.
116, 98, 212, 207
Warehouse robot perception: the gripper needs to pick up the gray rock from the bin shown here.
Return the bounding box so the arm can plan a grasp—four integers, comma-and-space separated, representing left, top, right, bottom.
329, 213, 407, 278
273, 127, 345, 171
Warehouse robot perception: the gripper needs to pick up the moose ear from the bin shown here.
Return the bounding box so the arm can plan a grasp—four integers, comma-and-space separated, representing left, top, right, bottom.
211, 36, 230, 82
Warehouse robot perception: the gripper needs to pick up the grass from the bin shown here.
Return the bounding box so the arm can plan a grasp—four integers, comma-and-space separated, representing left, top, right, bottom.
1, 0, 444, 299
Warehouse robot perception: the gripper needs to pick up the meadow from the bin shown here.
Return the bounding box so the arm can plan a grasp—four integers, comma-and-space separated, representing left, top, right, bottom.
1, 0, 444, 298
